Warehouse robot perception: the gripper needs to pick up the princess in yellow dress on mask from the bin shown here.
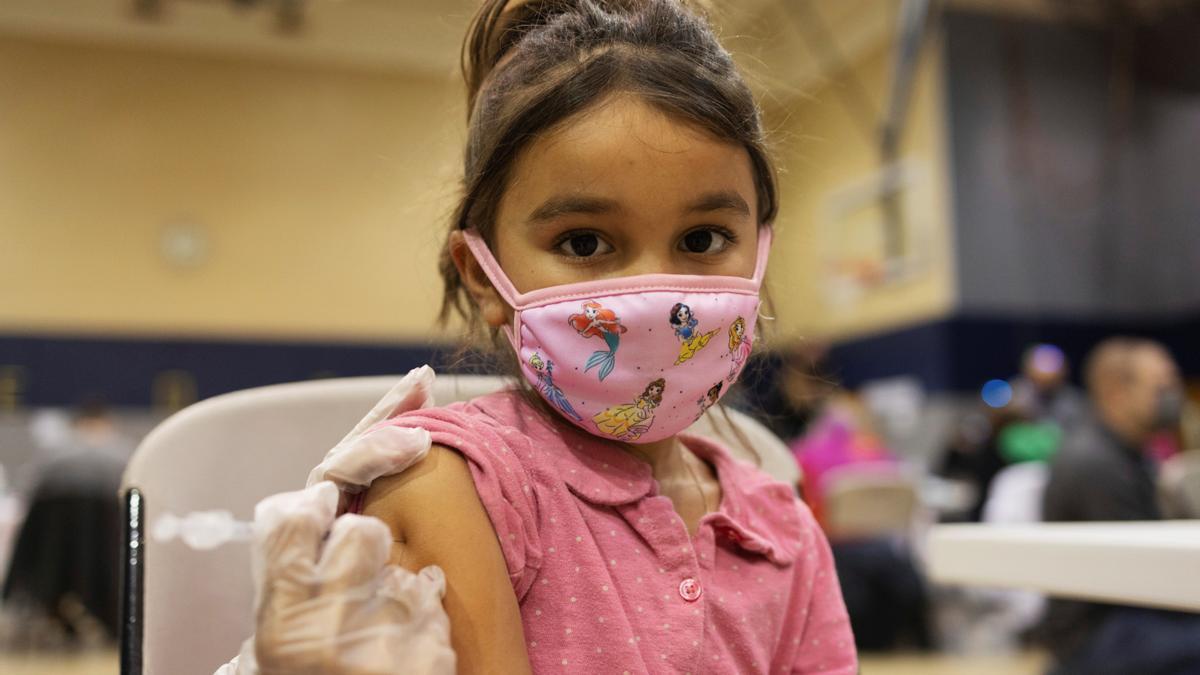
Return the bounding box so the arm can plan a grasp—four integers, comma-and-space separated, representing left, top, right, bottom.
593, 378, 666, 442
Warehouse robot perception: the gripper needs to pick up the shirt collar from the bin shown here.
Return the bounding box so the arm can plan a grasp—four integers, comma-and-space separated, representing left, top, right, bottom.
555, 427, 658, 506
477, 390, 659, 506
682, 433, 803, 566
541, 411, 802, 566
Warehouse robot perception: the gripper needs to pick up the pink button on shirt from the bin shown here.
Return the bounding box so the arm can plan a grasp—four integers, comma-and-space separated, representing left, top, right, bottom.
385, 390, 857, 674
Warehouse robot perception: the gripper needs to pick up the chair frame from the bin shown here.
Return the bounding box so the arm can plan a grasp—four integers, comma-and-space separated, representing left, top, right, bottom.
121, 488, 145, 675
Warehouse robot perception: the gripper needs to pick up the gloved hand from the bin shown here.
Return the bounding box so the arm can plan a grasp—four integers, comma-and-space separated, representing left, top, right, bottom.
306, 364, 437, 498
216, 481, 455, 675
216, 365, 455, 675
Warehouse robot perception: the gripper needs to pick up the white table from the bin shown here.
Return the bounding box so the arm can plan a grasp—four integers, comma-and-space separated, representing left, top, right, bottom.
927, 520, 1200, 612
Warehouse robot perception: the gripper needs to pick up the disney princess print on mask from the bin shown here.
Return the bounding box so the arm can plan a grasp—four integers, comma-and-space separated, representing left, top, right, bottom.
460, 226, 773, 444
593, 378, 665, 443
567, 300, 628, 381
727, 316, 752, 381
695, 381, 723, 421
669, 302, 719, 365
529, 353, 583, 422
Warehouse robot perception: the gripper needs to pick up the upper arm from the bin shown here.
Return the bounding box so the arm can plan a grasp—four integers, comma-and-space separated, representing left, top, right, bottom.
362, 444, 532, 675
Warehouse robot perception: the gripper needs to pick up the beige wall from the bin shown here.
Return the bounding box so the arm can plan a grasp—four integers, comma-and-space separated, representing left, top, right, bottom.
0, 36, 464, 342
0, 28, 955, 345
763, 37, 957, 341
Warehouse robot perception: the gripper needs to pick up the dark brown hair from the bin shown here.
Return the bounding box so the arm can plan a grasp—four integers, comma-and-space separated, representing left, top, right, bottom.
439, 0, 779, 332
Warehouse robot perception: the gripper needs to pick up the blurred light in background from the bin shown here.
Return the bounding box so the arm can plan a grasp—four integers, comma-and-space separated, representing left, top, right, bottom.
1028, 343, 1065, 376
981, 379, 1013, 408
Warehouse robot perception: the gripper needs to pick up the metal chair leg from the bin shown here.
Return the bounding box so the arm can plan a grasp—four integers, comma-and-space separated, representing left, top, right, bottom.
120, 488, 144, 675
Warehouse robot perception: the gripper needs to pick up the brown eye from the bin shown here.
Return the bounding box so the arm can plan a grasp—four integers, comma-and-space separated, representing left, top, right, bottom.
570, 235, 598, 256
680, 228, 731, 254
557, 232, 612, 258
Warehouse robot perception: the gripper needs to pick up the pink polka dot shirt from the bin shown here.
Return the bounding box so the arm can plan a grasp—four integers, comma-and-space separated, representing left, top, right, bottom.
385, 390, 857, 674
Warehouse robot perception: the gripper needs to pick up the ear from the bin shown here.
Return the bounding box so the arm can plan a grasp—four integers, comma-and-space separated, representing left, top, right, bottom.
448, 230, 510, 328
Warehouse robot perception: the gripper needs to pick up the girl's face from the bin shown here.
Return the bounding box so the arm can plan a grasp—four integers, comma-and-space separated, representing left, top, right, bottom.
648, 384, 664, 398
676, 306, 691, 323
584, 306, 598, 320
734, 321, 744, 337
453, 94, 762, 327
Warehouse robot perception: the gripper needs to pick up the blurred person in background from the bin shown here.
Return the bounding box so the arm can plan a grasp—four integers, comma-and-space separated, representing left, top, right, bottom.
1, 397, 129, 649
938, 390, 1031, 522
1011, 343, 1088, 434
1038, 337, 1200, 675
1159, 383, 1200, 519
12, 397, 133, 498
791, 391, 896, 525
792, 393, 931, 652
939, 344, 1080, 522
931, 348, 1080, 649
1180, 383, 1200, 452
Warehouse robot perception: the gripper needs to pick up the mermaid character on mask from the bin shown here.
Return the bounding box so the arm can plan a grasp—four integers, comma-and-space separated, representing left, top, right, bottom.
529, 353, 582, 422
593, 378, 666, 442
568, 300, 627, 381
727, 316, 752, 381
669, 303, 718, 365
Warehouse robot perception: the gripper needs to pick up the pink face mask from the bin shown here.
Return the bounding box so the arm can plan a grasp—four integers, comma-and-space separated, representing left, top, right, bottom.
463, 227, 771, 444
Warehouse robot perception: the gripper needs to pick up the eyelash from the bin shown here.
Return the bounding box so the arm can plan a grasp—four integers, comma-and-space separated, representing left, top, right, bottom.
551, 226, 739, 258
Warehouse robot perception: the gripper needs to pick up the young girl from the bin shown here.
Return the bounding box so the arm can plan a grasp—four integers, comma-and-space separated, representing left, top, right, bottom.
360, 1, 857, 672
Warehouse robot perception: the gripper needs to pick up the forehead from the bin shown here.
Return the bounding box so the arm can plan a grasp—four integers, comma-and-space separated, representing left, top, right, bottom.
501, 95, 756, 214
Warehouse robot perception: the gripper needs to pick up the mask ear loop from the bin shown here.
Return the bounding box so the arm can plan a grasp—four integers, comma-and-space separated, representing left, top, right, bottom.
461, 228, 525, 353
461, 229, 522, 308
754, 225, 776, 322
751, 224, 774, 286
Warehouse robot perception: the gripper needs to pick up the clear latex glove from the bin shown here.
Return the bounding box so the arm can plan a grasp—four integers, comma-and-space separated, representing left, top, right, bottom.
305, 365, 436, 496
216, 366, 454, 675
215, 481, 455, 675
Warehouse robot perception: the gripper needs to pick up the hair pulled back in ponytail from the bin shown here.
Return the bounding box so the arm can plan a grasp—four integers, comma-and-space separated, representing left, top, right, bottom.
440, 0, 778, 332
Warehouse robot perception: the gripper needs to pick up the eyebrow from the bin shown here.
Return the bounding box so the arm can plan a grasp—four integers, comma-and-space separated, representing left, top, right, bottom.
525, 189, 752, 225
527, 195, 623, 224
684, 190, 751, 217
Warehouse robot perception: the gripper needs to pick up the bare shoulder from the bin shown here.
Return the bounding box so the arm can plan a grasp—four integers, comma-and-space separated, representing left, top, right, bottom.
362, 446, 475, 524
360, 443, 532, 674
360, 444, 487, 568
